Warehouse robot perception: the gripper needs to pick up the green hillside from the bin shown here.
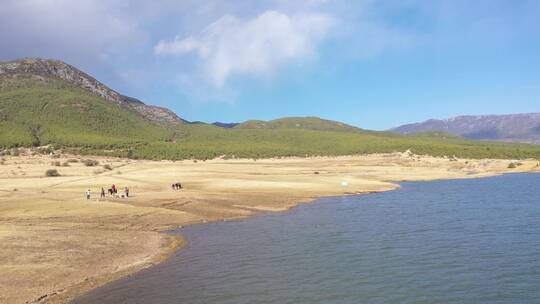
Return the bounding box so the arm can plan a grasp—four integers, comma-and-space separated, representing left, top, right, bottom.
128, 124, 540, 160
0, 76, 171, 148
2, 69, 540, 161
235, 117, 362, 132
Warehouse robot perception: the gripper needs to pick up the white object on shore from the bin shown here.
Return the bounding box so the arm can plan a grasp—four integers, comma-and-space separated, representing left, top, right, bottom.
341, 181, 348, 187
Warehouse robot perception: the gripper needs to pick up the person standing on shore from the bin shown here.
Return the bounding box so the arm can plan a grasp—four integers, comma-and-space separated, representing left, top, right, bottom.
101, 188, 106, 198
85, 189, 91, 200
125, 187, 129, 197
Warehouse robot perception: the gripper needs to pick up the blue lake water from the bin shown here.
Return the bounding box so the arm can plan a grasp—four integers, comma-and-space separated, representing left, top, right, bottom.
73, 173, 540, 304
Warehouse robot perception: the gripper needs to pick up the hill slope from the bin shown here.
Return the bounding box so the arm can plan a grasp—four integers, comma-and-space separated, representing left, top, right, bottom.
393, 114, 540, 144
2, 58, 540, 160
0, 76, 172, 147
0, 58, 185, 124
235, 117, 363, 132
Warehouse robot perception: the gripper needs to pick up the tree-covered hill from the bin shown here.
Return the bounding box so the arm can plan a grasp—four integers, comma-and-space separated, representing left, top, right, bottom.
0, 76, 172, 147
2, 58, 540, 160
234, 117, 363, 132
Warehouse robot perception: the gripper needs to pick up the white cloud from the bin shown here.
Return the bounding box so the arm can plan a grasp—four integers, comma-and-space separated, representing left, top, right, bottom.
154, 10, 334, 86
155, 37, 209, 56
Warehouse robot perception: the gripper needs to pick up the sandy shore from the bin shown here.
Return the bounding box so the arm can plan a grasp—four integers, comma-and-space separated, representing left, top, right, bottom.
0, 151, 538, 303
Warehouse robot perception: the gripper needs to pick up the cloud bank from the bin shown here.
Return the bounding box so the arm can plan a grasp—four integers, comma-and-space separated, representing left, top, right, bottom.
154, 10, 334, 86
0, 0, 146, 65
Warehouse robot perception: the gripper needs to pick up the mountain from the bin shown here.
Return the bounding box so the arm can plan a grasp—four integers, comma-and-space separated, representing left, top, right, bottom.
235, 117, 363, 132
2, 57, 540, 160
0, 58, 185, 124
392, 114, 540, 145
0, 58, 176, 147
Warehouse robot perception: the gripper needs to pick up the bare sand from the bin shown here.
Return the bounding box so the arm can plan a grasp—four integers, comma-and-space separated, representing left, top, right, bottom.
0, 152, 538, 303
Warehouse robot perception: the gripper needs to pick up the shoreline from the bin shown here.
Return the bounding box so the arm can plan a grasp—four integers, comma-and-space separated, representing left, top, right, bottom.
0, 153, 538, 303
67, 175, 534, 304
45, 234, 185, 304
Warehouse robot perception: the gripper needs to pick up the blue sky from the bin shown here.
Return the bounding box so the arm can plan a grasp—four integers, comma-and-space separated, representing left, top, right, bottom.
1, 0, 539, 130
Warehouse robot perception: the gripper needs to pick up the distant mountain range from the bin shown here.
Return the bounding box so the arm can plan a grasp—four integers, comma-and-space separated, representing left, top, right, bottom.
392, 114, 540, 145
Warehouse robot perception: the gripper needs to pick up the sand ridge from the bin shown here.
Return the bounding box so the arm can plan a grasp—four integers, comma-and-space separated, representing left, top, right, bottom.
0, 152, 538, 303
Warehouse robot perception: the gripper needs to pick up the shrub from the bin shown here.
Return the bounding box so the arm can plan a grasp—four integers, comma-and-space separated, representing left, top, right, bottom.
508, 162, 517, 169
51, 161, 61, 166
83, 159, 99, 167
37, 147, 53, 155
67, 159, 79, 163
103, 164, 112, 171
62, 162, 70, 167
45, 169, 60, 177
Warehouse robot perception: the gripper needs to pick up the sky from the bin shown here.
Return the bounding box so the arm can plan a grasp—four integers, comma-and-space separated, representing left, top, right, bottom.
1, 0, 539, 130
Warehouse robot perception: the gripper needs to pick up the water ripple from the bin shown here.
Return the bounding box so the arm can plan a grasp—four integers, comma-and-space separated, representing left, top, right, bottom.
74, 174, 540, 304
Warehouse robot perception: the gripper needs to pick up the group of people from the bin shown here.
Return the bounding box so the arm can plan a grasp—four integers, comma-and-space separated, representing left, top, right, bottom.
85, 184, 130, 200
86, 181, 182, 200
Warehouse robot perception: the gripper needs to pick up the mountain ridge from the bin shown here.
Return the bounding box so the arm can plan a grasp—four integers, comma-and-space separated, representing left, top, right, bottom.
392, 113, 540, 145
0, 58, 185, 124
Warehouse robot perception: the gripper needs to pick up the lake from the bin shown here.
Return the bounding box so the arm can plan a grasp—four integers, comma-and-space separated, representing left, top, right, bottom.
73, 173, 540, 304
